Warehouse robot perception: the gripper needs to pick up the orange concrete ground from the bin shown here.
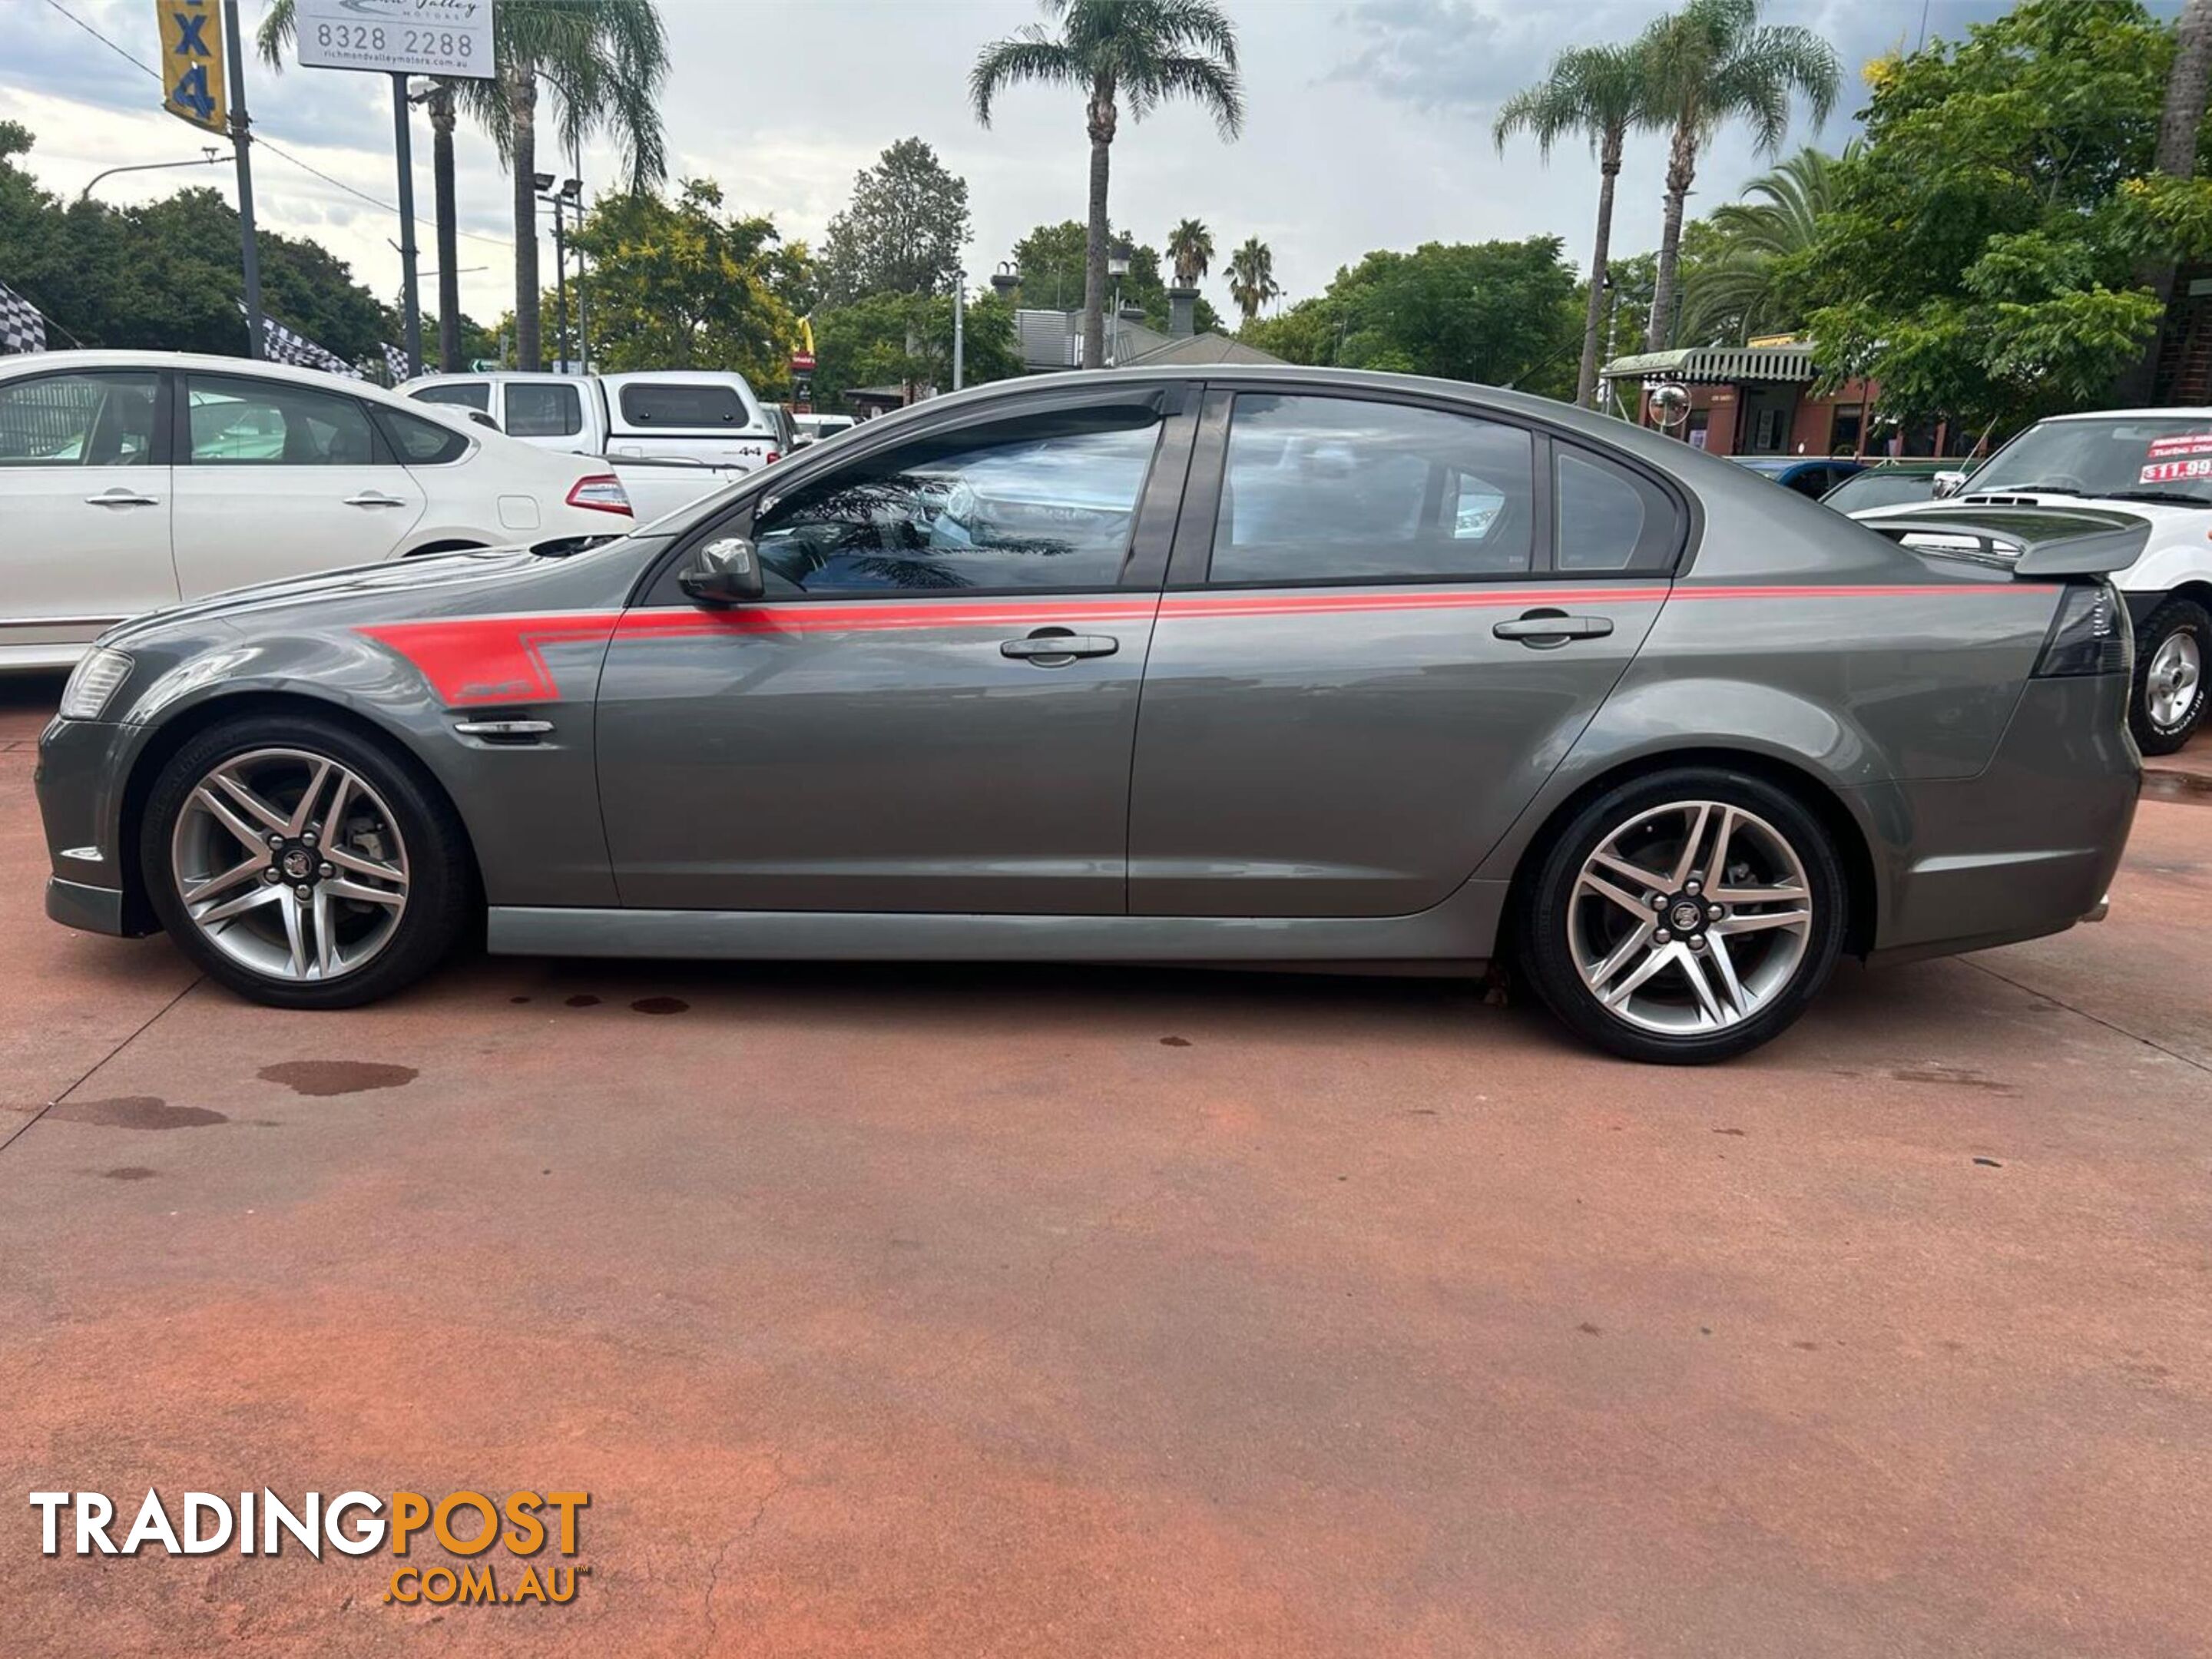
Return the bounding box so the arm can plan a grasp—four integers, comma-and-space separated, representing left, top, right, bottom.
3, 674, 2210, 1657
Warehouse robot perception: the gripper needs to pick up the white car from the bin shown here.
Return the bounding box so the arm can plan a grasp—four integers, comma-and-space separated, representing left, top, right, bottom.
0, 350, 634, 671
1853, 407, 2212, 753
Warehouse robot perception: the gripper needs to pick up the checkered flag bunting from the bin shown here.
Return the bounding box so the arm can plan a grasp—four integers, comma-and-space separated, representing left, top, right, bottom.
379, 342, 412, 382
0, 280, 48, 355
237, 302, 360, 377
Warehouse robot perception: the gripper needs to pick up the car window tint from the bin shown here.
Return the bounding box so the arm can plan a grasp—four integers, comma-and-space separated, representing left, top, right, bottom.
1209, 396, 1534, 583
374, 406, 470, 465
186, 374, 376, 466
620, 383, 744, 427
505, 382, 582, 439
753, 412, 1161, 594
0, 372, 157, 467
1823, 470, 1935, 512
411, 382, 490, 412
1555, 447, 1677, 572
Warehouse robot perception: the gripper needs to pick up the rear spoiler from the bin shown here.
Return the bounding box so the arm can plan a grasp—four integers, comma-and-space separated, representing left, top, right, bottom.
1861, 505, 2149, 576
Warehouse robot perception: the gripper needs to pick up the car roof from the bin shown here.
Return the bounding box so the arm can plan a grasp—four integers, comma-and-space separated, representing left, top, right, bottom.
2043, 407, 2212, 421
5, 348, 424, 408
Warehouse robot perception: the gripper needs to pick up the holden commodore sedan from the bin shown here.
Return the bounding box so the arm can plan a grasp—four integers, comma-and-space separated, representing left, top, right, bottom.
37, 367, 2139, 1063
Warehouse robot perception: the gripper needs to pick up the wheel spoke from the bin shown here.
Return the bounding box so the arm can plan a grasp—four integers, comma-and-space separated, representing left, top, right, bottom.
323, 843, 404, 882
1680, 947, 1727, 1026
324, 876, 405, 907
1670, 803, 1711, 886
280, 890, 309, 979
310, 889, 339, 979
1704, 807, 1738, 890
182, 853, 267, 905
1704, 932, 1749, 1015
1584, 921, 1655, 993
192, 786, 273, 856
1708, 879, 1806, 906
1599, 940, 1680, 1008
1578, 869, 1655, 922
197, 882, 284, 925
287, 758, 334, 836
210, 770, 290, 835
1712, 906, 1810, 937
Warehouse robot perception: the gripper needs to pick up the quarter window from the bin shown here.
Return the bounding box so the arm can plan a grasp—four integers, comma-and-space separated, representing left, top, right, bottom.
186, 374, 377, 465
504, 382, 583, 439
752, 412, 1161, 594
373, 406, 470, 465
1209, 395, 1535, 583
0, 372, 157, 467
1555, 447, 1677, 572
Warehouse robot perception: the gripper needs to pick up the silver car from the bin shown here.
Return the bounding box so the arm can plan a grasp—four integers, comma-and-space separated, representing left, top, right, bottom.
36, 368, 2140, 1062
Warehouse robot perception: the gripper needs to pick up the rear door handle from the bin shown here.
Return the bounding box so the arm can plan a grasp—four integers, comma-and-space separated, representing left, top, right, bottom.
1001, 629, 1119, 663
84, 488, 158, 508
1493, 609, 1614, 647
343, 492, 409, 508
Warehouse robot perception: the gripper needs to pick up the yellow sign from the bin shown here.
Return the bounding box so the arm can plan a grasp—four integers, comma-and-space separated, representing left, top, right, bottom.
1746, 333, 1803, 349
156, 0, 227, 134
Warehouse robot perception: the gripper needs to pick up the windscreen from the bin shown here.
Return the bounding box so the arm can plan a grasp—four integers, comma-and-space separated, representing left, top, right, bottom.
1970, 416, 2212, 504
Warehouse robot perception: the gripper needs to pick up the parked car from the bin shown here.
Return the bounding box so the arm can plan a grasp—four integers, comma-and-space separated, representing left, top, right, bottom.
1818, 461, 1954, 515
795, 412, 856, 445
761, 401, 800, 455
1730, 455, 1866, 498
402, 370, 777, 522
38, 366, 2137, 1064
1853, 408, 2212, 752
0, 351, 632, 671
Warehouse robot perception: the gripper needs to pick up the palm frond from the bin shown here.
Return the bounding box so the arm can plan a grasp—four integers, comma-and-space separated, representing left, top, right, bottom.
969, 32, 1083, 125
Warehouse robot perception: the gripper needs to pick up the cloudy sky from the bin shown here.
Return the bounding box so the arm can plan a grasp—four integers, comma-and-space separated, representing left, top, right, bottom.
4, 0, 2060, 333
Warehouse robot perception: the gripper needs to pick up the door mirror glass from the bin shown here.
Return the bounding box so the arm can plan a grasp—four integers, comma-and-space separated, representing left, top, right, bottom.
1931, 470, 1967, 498
680, 535, 763, 604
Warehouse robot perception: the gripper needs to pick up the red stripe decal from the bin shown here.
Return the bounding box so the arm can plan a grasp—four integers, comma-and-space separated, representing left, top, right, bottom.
359, 613, 619, 706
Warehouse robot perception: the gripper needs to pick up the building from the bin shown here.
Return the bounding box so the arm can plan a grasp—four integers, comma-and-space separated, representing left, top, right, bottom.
1013, 286, 1280, 373
1598, 338, 1969, 459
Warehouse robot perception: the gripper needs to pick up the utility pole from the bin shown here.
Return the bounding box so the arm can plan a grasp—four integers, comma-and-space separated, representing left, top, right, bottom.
221, 0, 263, 357
391, 74, 422, 378
952, 269, 965, 391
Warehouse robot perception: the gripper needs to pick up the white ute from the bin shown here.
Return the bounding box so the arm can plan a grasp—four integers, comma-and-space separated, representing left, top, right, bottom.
402, 369, 781, 522
1853, 408, 2212, 753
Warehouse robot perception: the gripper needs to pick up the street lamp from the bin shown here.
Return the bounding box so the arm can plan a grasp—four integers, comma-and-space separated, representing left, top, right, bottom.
77, 148, 221, 204
534, 174, 583, 373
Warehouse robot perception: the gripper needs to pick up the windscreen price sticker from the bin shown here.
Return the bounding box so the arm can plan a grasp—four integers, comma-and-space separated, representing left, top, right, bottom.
2144, 432, 2212, 459
2141, 456, 2212, 484
295, 0, 494, 79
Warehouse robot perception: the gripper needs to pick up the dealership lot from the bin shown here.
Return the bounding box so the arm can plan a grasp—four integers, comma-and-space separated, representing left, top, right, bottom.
5, 671, 2211, 1656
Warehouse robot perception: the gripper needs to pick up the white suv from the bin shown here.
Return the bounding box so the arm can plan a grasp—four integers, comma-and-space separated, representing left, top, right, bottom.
0, 351, 633, 670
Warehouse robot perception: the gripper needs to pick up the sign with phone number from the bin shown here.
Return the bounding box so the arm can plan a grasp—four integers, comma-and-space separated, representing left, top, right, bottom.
295, 0, 494, 79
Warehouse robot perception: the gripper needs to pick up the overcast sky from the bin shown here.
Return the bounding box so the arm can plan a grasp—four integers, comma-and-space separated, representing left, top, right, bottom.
2, 0, 2085, 336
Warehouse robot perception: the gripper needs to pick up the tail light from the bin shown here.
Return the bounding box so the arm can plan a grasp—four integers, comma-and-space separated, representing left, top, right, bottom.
764, 450, 780, 466
565, 473, 633, 516
2033, 581, 2129, 677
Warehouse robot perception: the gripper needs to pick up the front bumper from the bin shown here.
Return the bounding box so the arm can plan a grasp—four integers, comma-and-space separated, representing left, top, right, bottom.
46, 876, 127, 935
1860, 674, 2138, 962
35, 716, 152, 937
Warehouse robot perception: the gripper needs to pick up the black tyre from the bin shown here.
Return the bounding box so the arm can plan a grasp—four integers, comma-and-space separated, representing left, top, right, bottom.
141, 713, 474, 1009
1517, 768, 1848, 1065
2130, 598, 2208, 757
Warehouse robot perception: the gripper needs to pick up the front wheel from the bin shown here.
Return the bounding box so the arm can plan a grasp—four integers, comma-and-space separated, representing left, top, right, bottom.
141, 714, 474, 1008
1518, 770, 1848, 1065
2131, 598, 2208, 757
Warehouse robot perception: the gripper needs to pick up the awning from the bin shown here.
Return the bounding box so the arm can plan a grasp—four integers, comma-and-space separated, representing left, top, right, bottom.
1599, 344, 1816, 384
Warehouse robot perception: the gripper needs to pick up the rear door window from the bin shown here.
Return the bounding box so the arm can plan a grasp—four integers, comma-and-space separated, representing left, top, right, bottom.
184, 374, 379, 465
619, 383, 747, 428
0, 371, 158, 466
505, 382, 584, 439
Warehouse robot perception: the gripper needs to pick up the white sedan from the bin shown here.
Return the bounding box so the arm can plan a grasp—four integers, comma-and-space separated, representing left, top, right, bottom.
0, 350, 635, 670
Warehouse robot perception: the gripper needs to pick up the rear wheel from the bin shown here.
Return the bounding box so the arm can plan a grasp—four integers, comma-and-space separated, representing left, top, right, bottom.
1518, 769, 1847, 1064
141, 714, 473, 1008
2131, 598, 2208, 756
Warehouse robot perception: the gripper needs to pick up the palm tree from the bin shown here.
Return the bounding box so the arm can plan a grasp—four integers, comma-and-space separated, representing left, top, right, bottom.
1637, 0, 1838, 353
1226, 237, 1278, 326
1494, 41, 1653, 409
1166, 217, 1214, 288
972, 0, 1243, 370
1674, 145, 1840, 346
257, 0, 669, 374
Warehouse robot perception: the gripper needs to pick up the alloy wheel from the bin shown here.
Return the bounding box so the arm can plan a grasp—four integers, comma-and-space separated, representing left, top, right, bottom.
1568, 800, 1813, 1036
2147, 630, 2202, 732
170, 747, 411, 983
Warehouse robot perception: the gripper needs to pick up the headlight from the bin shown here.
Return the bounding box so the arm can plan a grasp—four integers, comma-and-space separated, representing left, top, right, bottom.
58, 648, 132, 720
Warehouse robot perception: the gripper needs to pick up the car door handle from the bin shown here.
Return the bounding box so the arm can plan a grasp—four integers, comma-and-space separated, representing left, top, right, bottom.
1001, 629, 1119, 663
1492, 609, 1614, 647
84, 488, 158, 508
343, 492, 409, 508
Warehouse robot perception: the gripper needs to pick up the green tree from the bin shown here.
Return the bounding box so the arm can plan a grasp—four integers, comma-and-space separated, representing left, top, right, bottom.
1494, 41, 1654, 408
1008, 220, 1219, 332
1795, 0, 2177, 434
1166, 217, 1213, 286
567, 180, 807, 390
972, 0, 1243, 370
810, 289, 1020, 411
1637, 0, 1839, 352
820, 137, 973, 305
1674, 145, 1840, 346
1226, 236, 1278, 325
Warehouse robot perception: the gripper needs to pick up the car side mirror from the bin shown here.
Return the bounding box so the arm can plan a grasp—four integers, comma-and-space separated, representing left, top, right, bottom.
679, 535, 763, 605
1931, 470, 1967, 499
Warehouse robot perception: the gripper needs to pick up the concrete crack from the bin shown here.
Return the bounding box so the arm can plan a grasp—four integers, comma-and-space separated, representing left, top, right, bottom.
1965, 957, 2212, 1076
0, 975, 203, 1159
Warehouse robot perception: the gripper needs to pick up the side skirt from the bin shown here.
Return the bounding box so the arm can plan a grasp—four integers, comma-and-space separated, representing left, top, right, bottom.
488, 879, 1509, 967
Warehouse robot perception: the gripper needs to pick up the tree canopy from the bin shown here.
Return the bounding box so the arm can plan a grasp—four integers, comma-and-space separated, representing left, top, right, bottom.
809, 290, 1022, 411
819, 137, 974, 306
1008, 220, 1221, 333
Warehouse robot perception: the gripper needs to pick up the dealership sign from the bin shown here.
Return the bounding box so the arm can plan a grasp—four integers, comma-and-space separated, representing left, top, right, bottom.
294, 0, 494, 79
155, 0, 227, 134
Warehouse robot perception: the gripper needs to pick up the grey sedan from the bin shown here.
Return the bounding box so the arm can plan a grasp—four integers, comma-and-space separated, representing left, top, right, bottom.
37, 368, 2139, 1062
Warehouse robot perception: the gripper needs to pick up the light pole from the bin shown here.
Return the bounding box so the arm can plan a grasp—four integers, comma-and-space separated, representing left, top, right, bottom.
1106, 246, 1131, 365
533, 174, 581, 372
952, 268, 965, 392
77, 149, 221, 204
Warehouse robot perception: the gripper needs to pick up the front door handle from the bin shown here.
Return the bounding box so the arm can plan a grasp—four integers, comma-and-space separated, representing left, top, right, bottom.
343, 492, 409, 508
1493, 609, 1614, 647
84, 488, 158, 508
1001, 628, 1119, 664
